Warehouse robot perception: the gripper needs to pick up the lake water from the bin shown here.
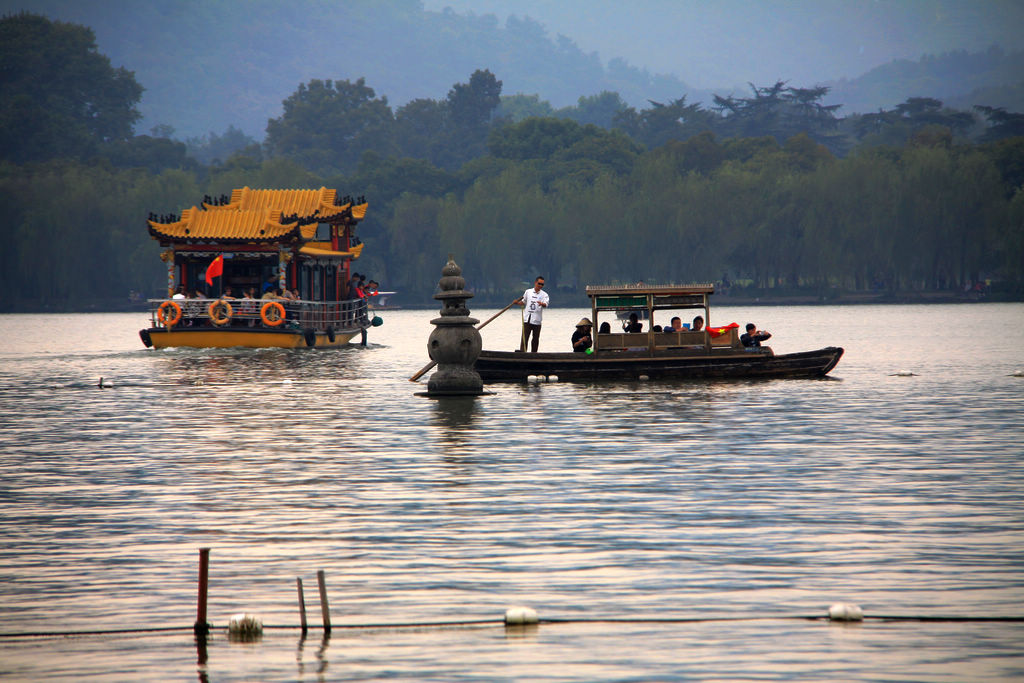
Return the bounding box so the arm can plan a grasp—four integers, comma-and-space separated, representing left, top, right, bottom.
1, 303, 1023, 681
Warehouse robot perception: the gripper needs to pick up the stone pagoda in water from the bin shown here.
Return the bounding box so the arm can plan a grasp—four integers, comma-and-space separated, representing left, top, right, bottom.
426, 256, 485, 396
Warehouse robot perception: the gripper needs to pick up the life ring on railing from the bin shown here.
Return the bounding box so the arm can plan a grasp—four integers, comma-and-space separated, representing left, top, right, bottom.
157, 300, 182, 327
260, 301, 286, 327
208, 299, 233, 326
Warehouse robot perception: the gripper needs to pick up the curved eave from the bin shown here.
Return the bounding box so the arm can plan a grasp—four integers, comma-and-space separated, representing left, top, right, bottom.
299, 243, 364, 259
147, 210, 304, 244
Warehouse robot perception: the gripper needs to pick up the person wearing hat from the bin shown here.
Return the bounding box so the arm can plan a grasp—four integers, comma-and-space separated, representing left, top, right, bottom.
571, 317, 593, 353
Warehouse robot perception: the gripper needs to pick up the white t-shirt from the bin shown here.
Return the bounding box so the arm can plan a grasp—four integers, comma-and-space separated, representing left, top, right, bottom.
521, 287, 549, 325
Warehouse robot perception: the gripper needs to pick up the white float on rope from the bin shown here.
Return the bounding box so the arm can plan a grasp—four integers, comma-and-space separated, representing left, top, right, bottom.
828, 603, 864, 621
548, 375, 559, 382
504, 606, 538, 625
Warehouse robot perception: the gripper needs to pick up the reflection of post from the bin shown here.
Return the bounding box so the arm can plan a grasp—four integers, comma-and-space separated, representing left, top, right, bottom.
194, 548, 210, 635
316, 632, 331, 675
295, 631, 307, 677
317, 569, 332, 634
195, 631, 209, 668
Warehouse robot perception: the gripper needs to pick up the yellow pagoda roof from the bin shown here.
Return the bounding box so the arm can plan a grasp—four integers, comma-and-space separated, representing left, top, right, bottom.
148, 207, 307, 243
204, 186, 364, 223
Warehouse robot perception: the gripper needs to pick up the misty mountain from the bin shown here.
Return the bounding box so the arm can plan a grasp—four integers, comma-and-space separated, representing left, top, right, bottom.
4, 0, 707, 140
4, 0, 1022, 143
825, 45, 1024, 115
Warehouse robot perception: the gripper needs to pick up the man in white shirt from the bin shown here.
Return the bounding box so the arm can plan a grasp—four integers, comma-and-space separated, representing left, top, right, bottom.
516, 276, 549, 352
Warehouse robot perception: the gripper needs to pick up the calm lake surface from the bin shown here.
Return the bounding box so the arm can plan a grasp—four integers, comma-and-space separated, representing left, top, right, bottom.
1, 303, 1023, 681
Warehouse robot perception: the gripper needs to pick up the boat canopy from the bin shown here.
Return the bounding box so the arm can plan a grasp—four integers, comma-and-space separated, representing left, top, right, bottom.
586, 283, 714, 312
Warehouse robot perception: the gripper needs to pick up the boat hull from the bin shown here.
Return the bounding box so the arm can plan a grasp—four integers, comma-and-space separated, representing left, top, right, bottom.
474, 346, 844, 381
143, 327, 360, 349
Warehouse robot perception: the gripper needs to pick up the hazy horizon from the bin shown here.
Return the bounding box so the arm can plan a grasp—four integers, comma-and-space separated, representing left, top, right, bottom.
424, 0, 1024, 89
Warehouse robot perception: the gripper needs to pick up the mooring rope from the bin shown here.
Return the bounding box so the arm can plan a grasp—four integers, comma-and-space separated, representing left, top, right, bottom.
2, 614, 1022, 639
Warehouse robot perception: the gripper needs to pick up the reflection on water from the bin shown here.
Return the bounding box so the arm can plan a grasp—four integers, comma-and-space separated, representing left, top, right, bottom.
431, 395, 481, 453
0, 305, 1023, 681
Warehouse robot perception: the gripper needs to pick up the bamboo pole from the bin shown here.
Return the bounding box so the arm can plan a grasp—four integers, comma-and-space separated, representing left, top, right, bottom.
317, 570, 331, 634
296, 578, 308, 635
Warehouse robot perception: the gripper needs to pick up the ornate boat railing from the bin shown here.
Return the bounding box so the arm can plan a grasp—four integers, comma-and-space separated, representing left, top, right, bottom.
147, 297, 369, 331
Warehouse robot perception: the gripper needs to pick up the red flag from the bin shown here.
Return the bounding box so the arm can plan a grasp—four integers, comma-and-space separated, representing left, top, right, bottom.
707, 322, 739, 338
205, 255, 223, 286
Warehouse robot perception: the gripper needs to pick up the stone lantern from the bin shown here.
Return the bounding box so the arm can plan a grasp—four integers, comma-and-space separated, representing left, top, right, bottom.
426, 256, 485, 396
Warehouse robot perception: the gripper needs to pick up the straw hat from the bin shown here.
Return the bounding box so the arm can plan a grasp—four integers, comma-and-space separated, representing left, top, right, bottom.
576, 317, 592, 327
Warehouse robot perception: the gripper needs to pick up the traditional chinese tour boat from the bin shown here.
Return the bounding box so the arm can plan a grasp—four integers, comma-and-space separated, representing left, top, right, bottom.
474, 283, 843, 381
139, 186, 378, 349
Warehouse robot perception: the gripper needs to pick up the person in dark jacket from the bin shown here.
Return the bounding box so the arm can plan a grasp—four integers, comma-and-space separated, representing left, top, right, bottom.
740, 323, 772, 347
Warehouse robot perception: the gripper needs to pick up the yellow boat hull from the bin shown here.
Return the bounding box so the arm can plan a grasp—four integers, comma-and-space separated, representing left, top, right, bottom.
144, 327, 360, 349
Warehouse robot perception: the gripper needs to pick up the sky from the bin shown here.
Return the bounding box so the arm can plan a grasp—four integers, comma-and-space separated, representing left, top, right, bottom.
423, 0, 1024, 88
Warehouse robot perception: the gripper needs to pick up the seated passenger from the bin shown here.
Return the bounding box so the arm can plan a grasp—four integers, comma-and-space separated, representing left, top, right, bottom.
622, 313, 643, 333
741, 322, 772, 347
669, 316, 683, 332
571, 318, 593, 353
692, 315, 704, 332
599, 321, 611, 334
172, 285, 186, 300
652, 325, 662, 332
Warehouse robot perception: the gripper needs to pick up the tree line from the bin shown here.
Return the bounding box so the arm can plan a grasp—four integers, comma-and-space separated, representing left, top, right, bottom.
1, 12, 1022, 311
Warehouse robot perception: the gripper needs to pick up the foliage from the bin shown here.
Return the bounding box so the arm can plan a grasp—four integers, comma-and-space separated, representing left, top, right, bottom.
185, 126, 259, 166
264, 78, 395, 175
2, 13, 1021, 310
0, 12, 143, 164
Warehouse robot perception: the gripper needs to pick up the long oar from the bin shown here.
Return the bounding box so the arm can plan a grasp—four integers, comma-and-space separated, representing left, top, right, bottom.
409, 299, 519, 382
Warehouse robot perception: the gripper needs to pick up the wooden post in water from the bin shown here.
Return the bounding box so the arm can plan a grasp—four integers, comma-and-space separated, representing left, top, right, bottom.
317, 570, 331, 634
194, 548, 210, 635
296, 577, 308, 635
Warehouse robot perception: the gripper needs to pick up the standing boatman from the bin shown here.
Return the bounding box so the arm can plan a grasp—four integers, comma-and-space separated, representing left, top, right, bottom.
516, 276, 548, 352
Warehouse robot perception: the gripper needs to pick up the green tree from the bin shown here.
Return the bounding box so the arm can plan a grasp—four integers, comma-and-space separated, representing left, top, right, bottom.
0, 12, 143, 164
185, 126, 258, 166
265, 78, 395, 175
496, 94, 554, 122
557, 91, 629, 129
615, 95, 716, 149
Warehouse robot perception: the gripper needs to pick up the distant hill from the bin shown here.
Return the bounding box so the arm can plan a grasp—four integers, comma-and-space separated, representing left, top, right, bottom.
3, 0, 708, 140
824, 46, 1024, 114
4, 0, 1021, 142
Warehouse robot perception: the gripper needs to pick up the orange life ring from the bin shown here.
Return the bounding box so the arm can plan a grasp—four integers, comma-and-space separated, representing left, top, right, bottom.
260, 301, 286, 327
208, 299, 233, 326
157, 300, 182, 327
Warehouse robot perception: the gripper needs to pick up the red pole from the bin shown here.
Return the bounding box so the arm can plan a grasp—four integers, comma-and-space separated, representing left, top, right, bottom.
194, 548, 210, 634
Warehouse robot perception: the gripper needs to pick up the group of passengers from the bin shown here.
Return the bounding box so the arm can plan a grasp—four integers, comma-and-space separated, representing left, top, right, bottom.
618, 313, 705, 335
570, 315, 770, 352
346, 272, 380, 299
